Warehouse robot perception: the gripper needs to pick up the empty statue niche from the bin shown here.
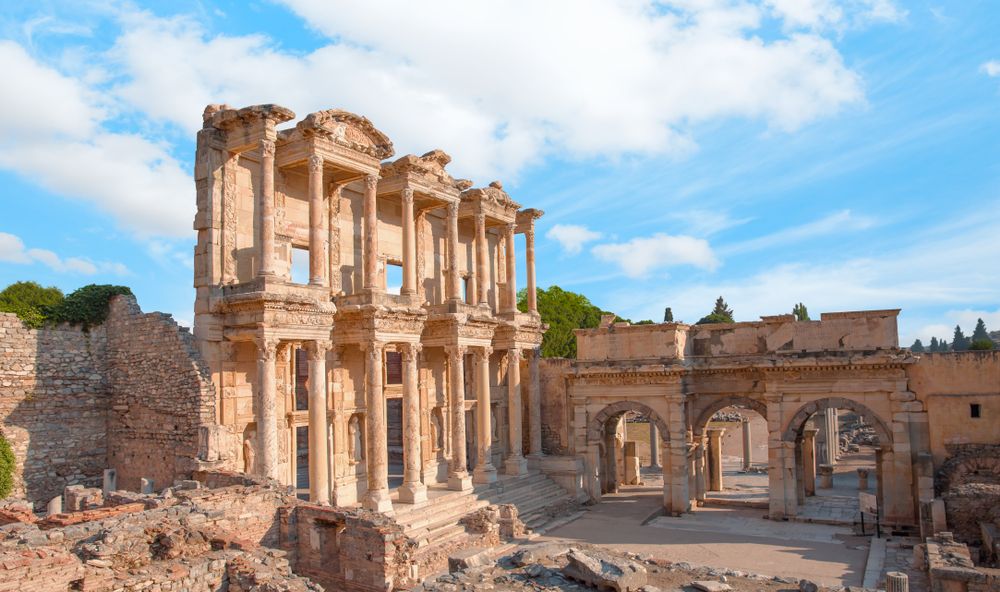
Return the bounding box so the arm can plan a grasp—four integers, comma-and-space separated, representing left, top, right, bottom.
383, 349, 404, 491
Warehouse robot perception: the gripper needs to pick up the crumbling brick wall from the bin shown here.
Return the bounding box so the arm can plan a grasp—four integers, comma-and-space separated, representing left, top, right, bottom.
0, 313, 109, 506
104, 295, 223, 492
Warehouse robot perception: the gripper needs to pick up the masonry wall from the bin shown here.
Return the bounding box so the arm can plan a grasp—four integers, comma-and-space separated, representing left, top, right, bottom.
0, 297, 223, 506
0, 313, 109, 506
105, 296, 221, 492
907, 351, 1000, 466
539, 358, 572, 455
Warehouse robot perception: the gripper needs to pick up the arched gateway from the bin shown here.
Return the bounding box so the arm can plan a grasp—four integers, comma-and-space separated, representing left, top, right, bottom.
566, 311, 931, 527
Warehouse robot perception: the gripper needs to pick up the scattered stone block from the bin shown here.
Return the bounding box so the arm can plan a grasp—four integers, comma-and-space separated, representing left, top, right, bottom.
141, 478, 154, 494
690, 581, 733, 592
448, 547, 494, 573
563, 548, 648, 592
47, 496, 62, 516
799, 579, 819, 592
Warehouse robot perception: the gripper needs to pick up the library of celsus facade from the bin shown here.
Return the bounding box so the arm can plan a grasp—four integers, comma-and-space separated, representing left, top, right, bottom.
191, 103, 546, 512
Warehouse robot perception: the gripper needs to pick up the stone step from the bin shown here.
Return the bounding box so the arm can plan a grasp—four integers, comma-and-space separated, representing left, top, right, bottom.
491, 482, 568, 509
399, 497, 491, 533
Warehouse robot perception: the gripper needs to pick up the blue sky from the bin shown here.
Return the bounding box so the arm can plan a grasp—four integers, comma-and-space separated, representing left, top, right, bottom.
0, 0, 997, 345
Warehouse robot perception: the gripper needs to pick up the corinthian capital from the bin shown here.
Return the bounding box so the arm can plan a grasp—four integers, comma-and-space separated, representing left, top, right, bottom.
306, 339, 333, 361
255, 337, 280, 361
364, 174, 379, 191
401, 186, 414, 204
400, 342, 422, 363
444, 344, 467, 359
308, 154, 324, 173
260, 139, 276, 158
447, 201, 459, 218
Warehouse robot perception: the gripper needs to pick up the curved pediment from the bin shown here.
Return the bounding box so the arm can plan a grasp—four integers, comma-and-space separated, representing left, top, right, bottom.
461, 180, 522, 212
380, 149, 471, 192
296, 109, 394, 160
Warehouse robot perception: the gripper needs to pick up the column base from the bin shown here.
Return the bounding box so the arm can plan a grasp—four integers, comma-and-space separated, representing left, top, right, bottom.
473, 464, 498, 484
362, 489, 393, 513
526, 453, 544, 470
448, 472, 473, 492
504, 456, 528, 476
397, 481, 428, 504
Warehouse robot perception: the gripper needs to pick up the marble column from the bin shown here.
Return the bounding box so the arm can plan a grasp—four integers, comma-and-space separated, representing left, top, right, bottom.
306, 340, 331, 503
741, 416, 752, 471
649, 423, 660, 468
694, 440, 706, 502
446, 202, 461, 302
473, 347, 497, 483
362, 174, 380, 292
802, 428, 818, 496
527, 348, 543, 458
826, 409, 839, 464
254, 337, 280, 480
398, 343, 427, 503
363, 341, 391, 512
503, 223, 517, 313
504, 348, 527, 475
475, 212, 488, 306
707, 427, 725, 491
445, 345, 472, 491
525, 226, 537, 314
401, 187, 417, 297
307, 154, 326, 286
257, 139, 277, 277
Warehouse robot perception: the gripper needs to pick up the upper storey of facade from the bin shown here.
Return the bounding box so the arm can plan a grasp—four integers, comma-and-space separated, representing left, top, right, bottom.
192, 103, 544, 345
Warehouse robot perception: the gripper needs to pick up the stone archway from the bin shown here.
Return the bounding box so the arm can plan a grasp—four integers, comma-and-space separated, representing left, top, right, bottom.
584, 400, 671, 504
690, 396, 768, 506
692, 395, 768, 436
778, 396, 896, 522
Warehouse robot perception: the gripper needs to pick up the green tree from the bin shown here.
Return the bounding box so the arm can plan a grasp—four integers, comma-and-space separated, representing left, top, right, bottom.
663, 307, 674, 323
970, 339, 996, 350
910, 339, 925, 353
50, 284, 133, 330
696, 296, 734, 325
517, 286, 620, 358
792, 302, 810, 321
972, 318, 990, 343
0, 281, 65, 328
940, 339, 949, 351
951, 325, 969, 351
929, 337, 939, 352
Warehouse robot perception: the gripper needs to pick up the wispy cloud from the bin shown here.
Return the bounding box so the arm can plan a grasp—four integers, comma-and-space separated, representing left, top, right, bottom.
720, 209, 875, 255
546, 224, 603, 255
0, 231, 128, 275
981, 60, 1000, 77
592, 233, 718, 278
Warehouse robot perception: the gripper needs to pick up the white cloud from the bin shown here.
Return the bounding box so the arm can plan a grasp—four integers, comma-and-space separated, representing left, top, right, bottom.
767, 0, 905, 31
981, 60, 1000, 78
667, 209, 753, 237
592, 233, 718, 278
546, 224, 603, 255
104, 2, 866, 182
721, 209, 875, 254
0, 40, 193, 238
0, 231, 128, 275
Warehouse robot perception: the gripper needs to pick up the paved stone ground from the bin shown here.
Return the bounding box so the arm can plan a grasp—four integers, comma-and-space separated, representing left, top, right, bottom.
540, 473, 871, 588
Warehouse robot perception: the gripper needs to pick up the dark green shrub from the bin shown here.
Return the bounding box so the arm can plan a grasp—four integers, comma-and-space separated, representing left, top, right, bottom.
50, 284, 133, 330
0, 281, 64, 328
0, 434, 14, 499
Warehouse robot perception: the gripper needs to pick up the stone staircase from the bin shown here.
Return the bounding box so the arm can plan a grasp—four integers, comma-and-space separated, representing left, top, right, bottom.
391, 471, 580, 549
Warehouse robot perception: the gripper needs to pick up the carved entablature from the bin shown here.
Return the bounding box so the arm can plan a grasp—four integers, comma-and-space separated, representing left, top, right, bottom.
460, 181, 521, 224
493, 322, 544, 349
378, 150, 468, 202
421, 315, 498, 347
333, 307, 426, 344
203, 103, 296, 153
294, 109, 394, 160
515, 208, 544, 234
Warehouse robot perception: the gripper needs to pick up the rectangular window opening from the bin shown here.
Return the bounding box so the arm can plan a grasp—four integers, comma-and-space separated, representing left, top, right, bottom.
462, 275, 471, 304
386, 261, 403, 295
385, 351, 402, 385
291, 246, 310, 285
971, 403, 981, 418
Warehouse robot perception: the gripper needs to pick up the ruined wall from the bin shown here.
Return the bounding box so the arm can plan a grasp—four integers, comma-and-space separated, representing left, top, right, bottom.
539, 358, 572, 455
105, 296, 223, 492
0, 313, 109, 506
907, 351, 1000, 466
0, 296, 224, 506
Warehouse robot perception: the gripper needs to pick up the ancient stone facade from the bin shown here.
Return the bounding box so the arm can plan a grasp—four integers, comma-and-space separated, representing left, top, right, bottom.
0, 297, 224, 506
192, 103, 546, 513
536, 311, 1000, 531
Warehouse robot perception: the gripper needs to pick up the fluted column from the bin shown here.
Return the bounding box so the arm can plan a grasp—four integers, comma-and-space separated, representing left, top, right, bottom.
473, 346, 497, 483
362, 174, 380, 292
504, 348, 527, 475
308, 155, 326, 286
254, 337, 280, 479
527, 347, 543, 458
650, 423, 660, 468
446, 202, 461, 302
328, 183, 342, 295
741, 416, 752, 471
503, 223, 517, 313
525, 225, 537, 314
363, 341, 391, 512
475, 212, 488, 306
398, 343, 427, 503
446, 345, 473, 491
306, 340, 331, 503
401, 187, 417, 297
257, 139, 277, 277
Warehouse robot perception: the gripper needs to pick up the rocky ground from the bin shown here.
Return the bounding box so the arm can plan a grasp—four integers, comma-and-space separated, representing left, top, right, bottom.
422, 542, 880, 592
